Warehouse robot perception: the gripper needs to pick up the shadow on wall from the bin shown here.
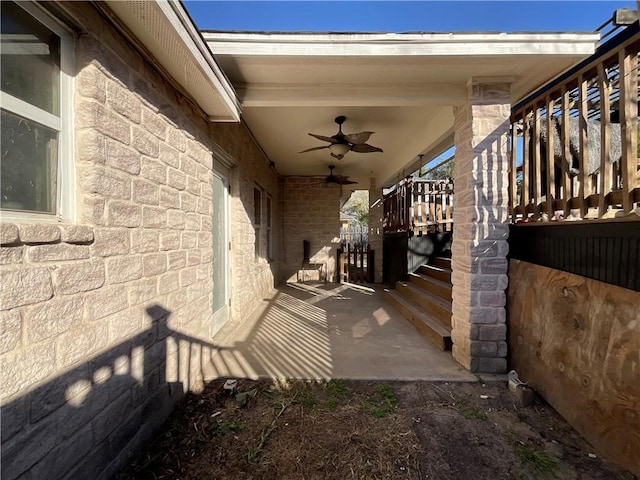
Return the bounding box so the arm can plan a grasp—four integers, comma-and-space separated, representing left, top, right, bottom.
383, 231, 452, 287
1, 305, 218, 480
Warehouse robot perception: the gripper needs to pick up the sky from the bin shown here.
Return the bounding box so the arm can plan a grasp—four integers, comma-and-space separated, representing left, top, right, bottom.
183, 1, 637, 33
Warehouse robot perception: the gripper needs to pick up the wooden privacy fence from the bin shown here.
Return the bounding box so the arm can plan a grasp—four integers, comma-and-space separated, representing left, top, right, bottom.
510, 23, 640, 223
340, 224, 368, 245
383, 178, 454, 235
338, 243, 374, 283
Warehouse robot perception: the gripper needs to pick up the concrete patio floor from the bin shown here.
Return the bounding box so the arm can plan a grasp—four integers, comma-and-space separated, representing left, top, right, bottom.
207, 282, 476, 382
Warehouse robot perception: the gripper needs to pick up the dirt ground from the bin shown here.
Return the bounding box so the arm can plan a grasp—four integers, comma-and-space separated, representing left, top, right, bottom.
118, 378, 636, 480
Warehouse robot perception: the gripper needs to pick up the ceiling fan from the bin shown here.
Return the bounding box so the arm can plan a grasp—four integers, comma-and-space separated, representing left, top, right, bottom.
323, 165, 357, 185
299, 116, 383, 160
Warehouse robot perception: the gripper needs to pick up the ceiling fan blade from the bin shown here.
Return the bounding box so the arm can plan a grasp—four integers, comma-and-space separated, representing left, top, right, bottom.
344, 131, 374, 145
299, 145, 329, 153
351, 143, 383, 153
337, 177, 358, 185
308, 133, 338, 143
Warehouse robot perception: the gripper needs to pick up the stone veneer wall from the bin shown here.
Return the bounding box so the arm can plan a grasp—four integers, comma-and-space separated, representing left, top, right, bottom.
450, 81, 511, 373
282, 179, 341, 283
0, 3, 280, 479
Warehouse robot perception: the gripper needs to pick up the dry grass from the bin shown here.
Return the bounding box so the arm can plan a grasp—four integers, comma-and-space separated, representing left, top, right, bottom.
117, 378, 634, 480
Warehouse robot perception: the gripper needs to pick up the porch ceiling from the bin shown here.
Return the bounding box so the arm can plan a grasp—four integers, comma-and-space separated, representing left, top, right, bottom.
204, 31, 600, 188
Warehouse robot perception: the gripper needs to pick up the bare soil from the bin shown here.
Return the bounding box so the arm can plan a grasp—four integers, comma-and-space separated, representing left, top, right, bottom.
118, 378, 636, 480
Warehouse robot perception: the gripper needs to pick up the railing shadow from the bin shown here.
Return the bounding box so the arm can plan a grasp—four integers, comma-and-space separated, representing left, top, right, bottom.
1, 305, 219, 480
207, 288, 334, 381
205, 281, 468, 383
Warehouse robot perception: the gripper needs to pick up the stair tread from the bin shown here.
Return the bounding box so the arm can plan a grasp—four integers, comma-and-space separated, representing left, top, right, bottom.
433, 256, 452, 266
385, 290, 451, 337
408, 272, 452, 291
396, 281, 452, 312
421, 264, 452, 274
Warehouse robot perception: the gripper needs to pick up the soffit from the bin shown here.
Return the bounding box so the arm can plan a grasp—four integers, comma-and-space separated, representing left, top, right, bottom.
103, 0, 240, 122
205, 31, 599, 188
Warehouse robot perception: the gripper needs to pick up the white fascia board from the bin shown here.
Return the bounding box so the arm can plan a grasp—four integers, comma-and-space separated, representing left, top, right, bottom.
203, 32, 600, 57
105, 0, 240, 122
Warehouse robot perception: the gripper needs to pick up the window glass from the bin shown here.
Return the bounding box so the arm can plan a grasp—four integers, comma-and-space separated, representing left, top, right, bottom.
254, 187, 262, 260
1, 109, 58, 213
266, 196, 272, 260
1, 1, 60, 115
254, 187, 261, 224
266, 196, 272, 228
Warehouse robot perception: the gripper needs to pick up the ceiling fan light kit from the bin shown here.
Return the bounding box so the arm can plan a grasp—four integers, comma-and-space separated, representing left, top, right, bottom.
328, 143, 351, 158
299, 115, 383, 161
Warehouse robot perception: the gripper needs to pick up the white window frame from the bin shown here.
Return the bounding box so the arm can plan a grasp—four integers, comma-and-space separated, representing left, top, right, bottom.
253, 185, 262, 262
0, 1, 75, 223
266, 194, 273, 261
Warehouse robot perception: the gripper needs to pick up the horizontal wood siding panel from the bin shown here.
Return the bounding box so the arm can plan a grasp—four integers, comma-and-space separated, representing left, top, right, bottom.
509, 222, 640, 291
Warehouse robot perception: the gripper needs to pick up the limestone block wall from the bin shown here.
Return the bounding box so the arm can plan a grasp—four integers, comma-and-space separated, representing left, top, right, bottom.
282, 179, 341, 282
451, 81, 511, 373
0, 3, 278, 479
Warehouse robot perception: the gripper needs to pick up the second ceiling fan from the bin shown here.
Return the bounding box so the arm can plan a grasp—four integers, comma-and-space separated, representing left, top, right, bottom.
299, 116, 383, 160
323, 165, 357, 185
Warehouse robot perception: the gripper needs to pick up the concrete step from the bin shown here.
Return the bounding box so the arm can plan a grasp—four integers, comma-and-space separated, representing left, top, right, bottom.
395, 281, 452, 329
408, 272, 452, 302
419, 264, 452, 284
433, 257, 452, 270
384, 289, 452, 351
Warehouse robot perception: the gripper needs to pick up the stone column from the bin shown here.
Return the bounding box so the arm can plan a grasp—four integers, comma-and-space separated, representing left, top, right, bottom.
368, 176, 383, 283
451, 79, 511, 373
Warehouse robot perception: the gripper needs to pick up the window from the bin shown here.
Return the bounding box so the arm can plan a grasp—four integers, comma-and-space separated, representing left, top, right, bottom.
266, 195, 272, 261
253, 186, 262, 261
1, 1, 74, 221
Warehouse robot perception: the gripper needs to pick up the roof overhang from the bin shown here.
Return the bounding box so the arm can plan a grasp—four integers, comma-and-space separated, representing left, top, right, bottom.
204, 30, 600, 188
103, 0, 240, 122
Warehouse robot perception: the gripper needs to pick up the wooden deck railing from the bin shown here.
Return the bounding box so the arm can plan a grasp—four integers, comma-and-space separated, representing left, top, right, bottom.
383, 178, 454, 235
510, 23, 640, 223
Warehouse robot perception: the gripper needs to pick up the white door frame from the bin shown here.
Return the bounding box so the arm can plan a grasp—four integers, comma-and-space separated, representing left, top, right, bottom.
212, 160, 231, 336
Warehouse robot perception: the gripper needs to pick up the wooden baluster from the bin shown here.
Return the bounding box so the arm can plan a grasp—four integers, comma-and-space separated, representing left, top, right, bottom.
619, 46, 639, 213
429, 182, 436, 232
521, 110, 531, 219
532, 104, 542, 220
448, 180, 453, 231
420, 181, 425, 232
436, 181, 444, 231
598, 62, 612, 217
561, 86, 572, 218
546, 95, 556, 217
509, 119, 519, 222
578, 74, 590, 218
